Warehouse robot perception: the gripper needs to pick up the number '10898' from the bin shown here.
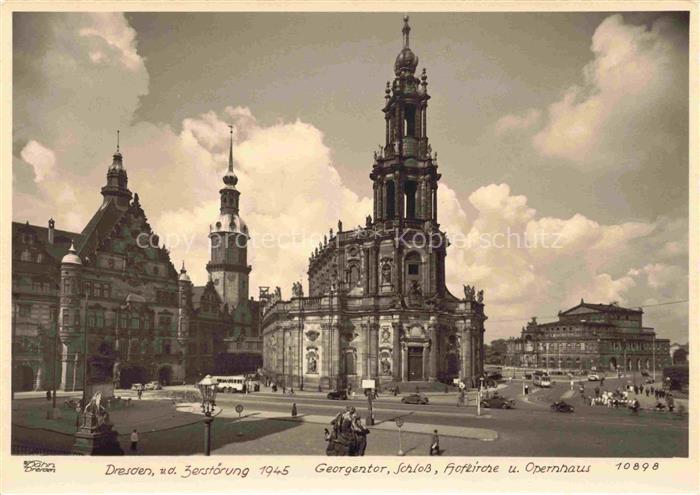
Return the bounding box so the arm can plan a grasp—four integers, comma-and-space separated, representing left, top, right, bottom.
615, 462, 659, 471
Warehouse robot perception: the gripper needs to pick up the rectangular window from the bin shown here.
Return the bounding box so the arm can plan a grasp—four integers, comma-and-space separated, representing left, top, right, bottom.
87, 311, 96, 327
18, 304, 31, 317
408, 263, 419, 275
85, 281, 93, 297
131, 316, 141, 329
96, 311, 104, 328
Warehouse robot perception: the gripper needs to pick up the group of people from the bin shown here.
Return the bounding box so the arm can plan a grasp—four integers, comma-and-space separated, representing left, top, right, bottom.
587, 383, 676, 413
324, 406, 370, 456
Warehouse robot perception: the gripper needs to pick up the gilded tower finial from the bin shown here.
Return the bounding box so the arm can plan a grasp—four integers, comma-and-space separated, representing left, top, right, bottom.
223, 124, 238, 187
116, 129, 120, 152
402, 15, 410, 48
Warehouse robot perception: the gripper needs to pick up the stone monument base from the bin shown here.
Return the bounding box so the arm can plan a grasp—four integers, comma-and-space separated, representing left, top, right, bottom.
73, 429, 124, 456
72, 411, 124, 455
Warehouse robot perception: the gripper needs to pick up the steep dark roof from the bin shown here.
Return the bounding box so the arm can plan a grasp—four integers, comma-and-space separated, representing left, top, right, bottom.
192, 286, 206, 309
76, 200, 126, 257
12, 221, 81, 263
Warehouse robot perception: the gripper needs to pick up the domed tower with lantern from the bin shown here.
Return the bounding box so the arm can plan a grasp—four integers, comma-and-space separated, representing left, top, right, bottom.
207, 126, 251, 312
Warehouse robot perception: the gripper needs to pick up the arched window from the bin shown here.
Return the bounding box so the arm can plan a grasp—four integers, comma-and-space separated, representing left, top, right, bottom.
404, 180, 417, 219
404, 105, 416, 137
386, 181, 396, 218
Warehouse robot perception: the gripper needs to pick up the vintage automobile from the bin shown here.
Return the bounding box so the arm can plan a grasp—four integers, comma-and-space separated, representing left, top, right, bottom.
480, 396, 516, 409
326, 390, 348, 400
144, 381, 162, 390
401, 393, 429, 405
131, 383, 143, 391
550, 401, 575, 413
587, 374, 601, 381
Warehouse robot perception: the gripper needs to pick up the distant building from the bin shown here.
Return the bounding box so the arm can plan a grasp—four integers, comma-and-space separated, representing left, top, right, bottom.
505, 300, 671, 373
669, 343, 688, 365
11, 131, 261, 392
261, 17, 487, 391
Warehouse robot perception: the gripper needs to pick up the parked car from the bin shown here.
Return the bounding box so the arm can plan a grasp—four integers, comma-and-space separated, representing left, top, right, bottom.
587, 374, 601, 381
326, 390, 348, 400
550, 401, 575, 413
144, 381, 162, 390
641, 370, 650, 377
523, 373, 533, 380
401, 393, 429, 405
480, 396, 515, 409
131, 383, 143, 391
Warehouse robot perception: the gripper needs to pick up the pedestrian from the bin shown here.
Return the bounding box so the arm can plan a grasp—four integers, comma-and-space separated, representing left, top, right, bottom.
666, 394, 675, 413
46, 390, 51, 401
352, 416, 369, 456
594, 386, 600, 397
282, 385, 286, 395
458, 390, 465, 407
570, 380, 574, 390
524, 384, 529, 396
137, 387, 142, 400
130, 429, 139, 454
291, 403, 298, 417
430, 430, 441, 456
645, 388, 650, 397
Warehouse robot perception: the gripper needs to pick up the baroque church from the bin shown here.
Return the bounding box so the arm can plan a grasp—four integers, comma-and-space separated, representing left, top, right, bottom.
261, 17, 487, 390
11, 130, 261, 392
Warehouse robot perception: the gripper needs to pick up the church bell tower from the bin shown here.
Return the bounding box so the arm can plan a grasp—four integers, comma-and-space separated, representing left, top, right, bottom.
207, 126, 251, 310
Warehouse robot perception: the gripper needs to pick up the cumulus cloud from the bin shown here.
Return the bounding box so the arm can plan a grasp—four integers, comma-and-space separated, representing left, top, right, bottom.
533, 15, 685, 166
20, 140, 56, 183
494, 109, 541, 135
441, 183, 687, 339
494, 14, 687, 170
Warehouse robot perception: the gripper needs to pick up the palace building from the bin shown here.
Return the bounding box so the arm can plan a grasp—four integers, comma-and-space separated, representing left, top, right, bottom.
11, 130, 262, 392
261, 17, 487, 390
504, 300, 671, 373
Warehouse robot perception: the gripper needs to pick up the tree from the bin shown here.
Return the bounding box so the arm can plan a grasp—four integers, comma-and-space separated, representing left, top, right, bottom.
485, 339, 508, 365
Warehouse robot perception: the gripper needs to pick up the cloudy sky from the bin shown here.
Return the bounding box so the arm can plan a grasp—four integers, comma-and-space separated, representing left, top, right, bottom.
12, 11, 689, 343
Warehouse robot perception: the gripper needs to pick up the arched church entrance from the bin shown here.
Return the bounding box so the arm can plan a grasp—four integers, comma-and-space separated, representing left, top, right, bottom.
407, 346, 423, 381
158, 365, 173, 385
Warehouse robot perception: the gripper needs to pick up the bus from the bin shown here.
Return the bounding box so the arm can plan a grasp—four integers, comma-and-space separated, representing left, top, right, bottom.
213, 375, 246, 393
533, 371, 551, 388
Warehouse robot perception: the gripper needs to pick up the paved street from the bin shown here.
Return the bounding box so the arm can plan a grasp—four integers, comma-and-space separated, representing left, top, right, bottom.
11, 377, 688, 457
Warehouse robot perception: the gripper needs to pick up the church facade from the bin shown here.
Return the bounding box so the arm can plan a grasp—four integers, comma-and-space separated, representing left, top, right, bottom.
261, 17, 487, 391
11, 131, 261, 392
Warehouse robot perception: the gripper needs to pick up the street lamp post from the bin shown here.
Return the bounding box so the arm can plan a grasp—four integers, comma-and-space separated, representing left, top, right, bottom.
197, 374, 218, 456
81, 293, 89, 406
652, 335, 656, 382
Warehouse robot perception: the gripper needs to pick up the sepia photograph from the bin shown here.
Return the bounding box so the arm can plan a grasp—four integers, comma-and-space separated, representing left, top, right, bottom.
2, 3, 697, 493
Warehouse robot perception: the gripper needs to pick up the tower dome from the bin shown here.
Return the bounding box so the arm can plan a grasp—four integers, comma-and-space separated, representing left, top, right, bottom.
178, 261, 191, 282
61, 241, 82, 265
394, 15, 418, 75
